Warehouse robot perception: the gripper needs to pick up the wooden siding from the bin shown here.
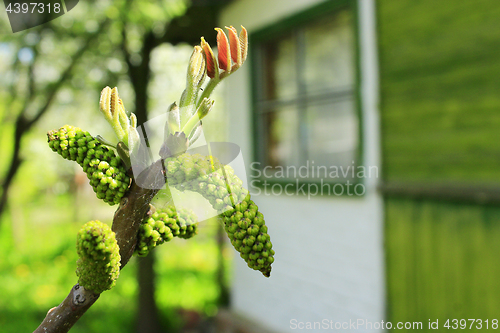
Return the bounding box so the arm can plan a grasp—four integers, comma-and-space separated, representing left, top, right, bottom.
378, 0, 500, 184
386, 197, 500, 328
379, 0, 500, 328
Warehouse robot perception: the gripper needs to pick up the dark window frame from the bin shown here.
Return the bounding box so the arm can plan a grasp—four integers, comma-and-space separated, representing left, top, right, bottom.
249, 0, 364, 196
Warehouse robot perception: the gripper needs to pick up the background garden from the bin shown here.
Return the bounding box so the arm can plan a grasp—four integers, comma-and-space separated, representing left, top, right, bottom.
1, 0, 232, 331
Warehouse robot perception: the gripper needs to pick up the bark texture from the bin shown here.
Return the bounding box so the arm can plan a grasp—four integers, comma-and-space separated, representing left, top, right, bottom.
33, 285, 99, 333
34, 160, 165, 333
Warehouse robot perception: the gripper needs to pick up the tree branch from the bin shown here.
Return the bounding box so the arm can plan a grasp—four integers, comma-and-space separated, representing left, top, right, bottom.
34, 160, 165, 332
0, 19, 109, 220
33, 284, 100, 333
26, 20, 109, 129
0, 116, 27, 217
112, 160, 164, 267
120, 0, 133, 75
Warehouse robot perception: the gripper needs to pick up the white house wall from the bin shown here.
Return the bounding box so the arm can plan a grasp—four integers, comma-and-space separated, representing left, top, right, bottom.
219, 1, 384, 332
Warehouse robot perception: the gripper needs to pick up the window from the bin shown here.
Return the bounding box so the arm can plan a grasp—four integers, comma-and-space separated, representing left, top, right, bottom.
251, 1, 361, 189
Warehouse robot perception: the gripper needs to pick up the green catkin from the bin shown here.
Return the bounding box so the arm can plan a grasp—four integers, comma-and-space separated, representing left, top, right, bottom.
76, 221, 121, 294
136, 206, 199, 256
163, 153, 275, 277
47, 125, 130, 205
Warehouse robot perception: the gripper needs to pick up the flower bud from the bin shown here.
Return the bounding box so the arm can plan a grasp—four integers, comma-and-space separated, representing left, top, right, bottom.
187, 45, 206, 88
180, 46, 207, 113
99, 86, 132, 144
201, 37, 218, 79
165, 102, 181, 139
239, 26, 248, 64
215, 28, 231, 74
135, 206, 199, 256
128, 113, 140, 155
226, 26, 241, 67
163, 152, 275, 277
99, 86, 113, 122
47, 125, 130, 205
76, 220, 120, 294
197, 97, 214, 120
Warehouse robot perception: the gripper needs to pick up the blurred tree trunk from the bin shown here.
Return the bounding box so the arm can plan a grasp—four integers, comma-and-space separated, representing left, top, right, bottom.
137, 252, 163, 333
217, 223, 230, 307
119, 2, 223, 330
122, 25, 164, 333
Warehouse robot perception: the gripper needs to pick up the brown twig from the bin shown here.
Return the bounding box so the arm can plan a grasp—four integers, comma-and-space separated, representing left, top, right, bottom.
34, 161, 165, 332
112, 160, 164, 267
33, 285, 100, 333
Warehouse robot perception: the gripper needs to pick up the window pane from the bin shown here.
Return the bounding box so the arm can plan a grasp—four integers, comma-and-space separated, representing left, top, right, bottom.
303, 9, 355, 95
253, 5, 360, 185
306, 99, 358, 178
262, 107, 300, 169
262, 34, 297, 100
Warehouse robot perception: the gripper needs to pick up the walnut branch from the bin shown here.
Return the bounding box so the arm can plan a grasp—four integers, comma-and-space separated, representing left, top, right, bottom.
33, 285, 100, 333
34, 160, 165, 333
112, 160, 164, 267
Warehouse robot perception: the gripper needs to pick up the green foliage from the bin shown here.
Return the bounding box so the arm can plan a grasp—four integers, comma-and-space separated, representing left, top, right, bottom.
76, 220, 120, 294
47, 125, 130, 205
0, 203, 225, 332
386, 197, 500, 328
164, 153, 275, 277
378, 0, 500, 183
136, 206, 198, 256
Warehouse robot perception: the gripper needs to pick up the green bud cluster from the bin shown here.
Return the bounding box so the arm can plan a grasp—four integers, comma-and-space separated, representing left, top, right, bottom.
47, 125, 130, 205
76, 220, 121, 294
164, 153, 275, 277
136, 206, 198, 256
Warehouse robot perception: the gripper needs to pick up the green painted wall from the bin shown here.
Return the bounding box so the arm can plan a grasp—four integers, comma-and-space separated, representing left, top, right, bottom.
378, 0, 500, 184
378, 0, 500, 328
386, 198, 500, 329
